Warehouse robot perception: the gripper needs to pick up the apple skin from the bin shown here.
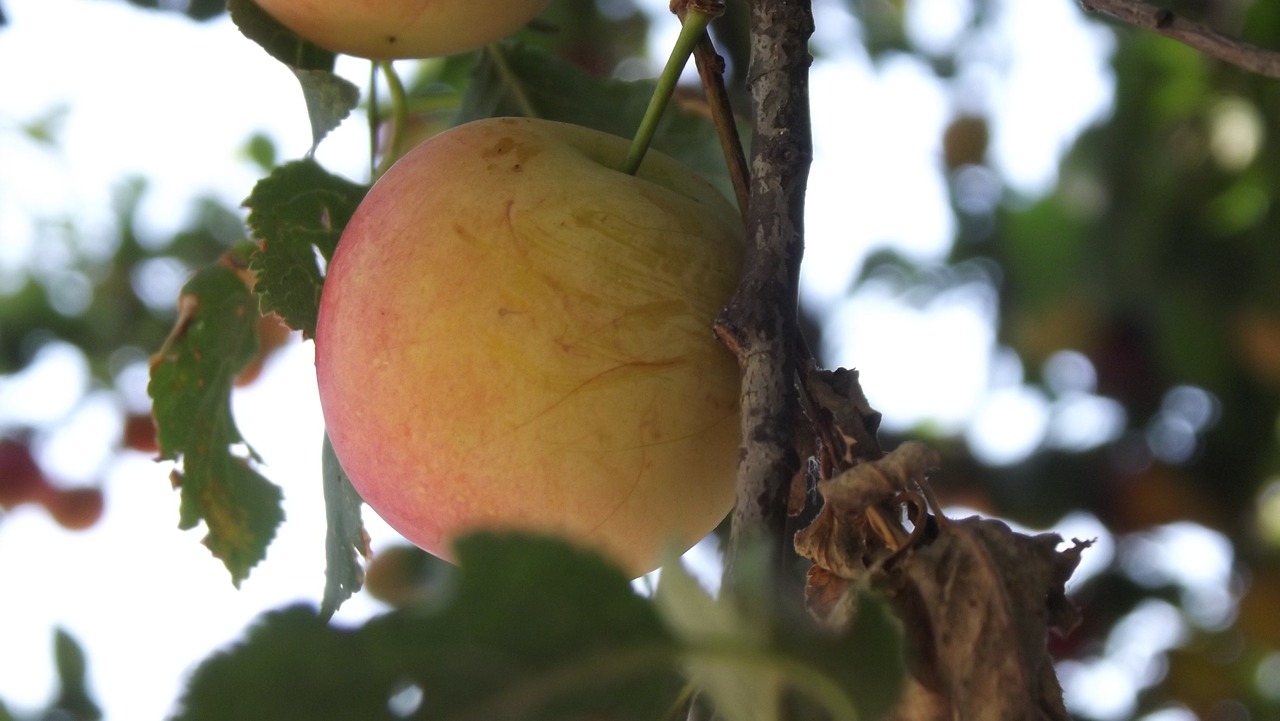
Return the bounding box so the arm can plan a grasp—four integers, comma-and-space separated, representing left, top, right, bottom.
253, 0, 550, 60
315, 117, 743, 575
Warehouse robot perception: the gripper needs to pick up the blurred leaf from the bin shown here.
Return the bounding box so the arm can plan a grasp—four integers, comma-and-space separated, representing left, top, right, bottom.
781, 589, 906, 721
843, 0, 910, 59
319, 433, 368, 621
999, 196, 1087, 314
657, 558, 906, 721
293, 69, 361, 151
112, 0, 225, 20
242, 132, 278, 172
227, 0, 334, 71
171, 606, 379, 721
51, 628, 101, 721
457, 41, 735, 201
20, 104, 69, 146
227, 0, 355, 150
148, 257, 283, 585
656, 561, 780, 721
173, 532, 681, 721
244, 159, 368, 338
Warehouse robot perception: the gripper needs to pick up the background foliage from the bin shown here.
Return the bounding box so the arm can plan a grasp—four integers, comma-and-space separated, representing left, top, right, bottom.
3, 0, 1280, 719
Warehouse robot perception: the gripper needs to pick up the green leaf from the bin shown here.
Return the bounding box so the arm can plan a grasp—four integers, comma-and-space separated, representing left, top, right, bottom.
775, 589, 906, 721
172, 606, 381, 721
656, 559, 906, 721
174, 532, 682, 721
458, 42, 736, 202
319, 433, 369, 621
656, 562, 781, 721
243, 159, 368, 338
227, 0, 336, 72
228, 0, 359, 150
149, 260, 284, 585
294, 69, 362, 151
52, 628, 102, 721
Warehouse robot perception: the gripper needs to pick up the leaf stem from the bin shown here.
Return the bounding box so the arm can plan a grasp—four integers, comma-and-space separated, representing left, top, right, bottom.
486, 43, 539, 118
373, 60, 408, 179
621, 7, 716, 175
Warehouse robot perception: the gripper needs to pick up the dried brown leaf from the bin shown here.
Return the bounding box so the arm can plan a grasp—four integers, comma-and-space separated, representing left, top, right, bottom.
794, 442, 940, 583
804, 565, 856, 628
803, 367, 882, 470
885, 517, 1090, 721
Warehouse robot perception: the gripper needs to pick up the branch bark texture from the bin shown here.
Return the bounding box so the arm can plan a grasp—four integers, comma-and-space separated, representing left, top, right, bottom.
716, 0, 814, 584
1081, 0, 1280, 78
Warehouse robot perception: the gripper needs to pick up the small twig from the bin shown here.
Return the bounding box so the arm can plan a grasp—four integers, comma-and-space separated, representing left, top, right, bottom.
1080, 0, 1280, 78
667, 1, 749, 220
694, 33, 750, 223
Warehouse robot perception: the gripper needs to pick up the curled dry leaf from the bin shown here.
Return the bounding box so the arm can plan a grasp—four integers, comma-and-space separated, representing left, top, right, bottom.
882, 518, 1090, 720
794, 441, 940, 592
792, 437, 1093, 720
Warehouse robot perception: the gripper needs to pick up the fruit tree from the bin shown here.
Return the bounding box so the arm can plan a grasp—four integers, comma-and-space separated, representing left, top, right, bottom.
4, 0, 1280, 719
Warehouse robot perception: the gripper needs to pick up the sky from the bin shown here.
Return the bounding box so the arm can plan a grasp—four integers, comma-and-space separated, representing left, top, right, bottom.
0, 0, 1230, 719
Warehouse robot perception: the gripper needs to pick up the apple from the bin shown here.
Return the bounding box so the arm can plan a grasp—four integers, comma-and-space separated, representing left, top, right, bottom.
44, 487, 105, 531
315, 117, 743, 575
253, 0, 551, 60
0, 438, 49, 509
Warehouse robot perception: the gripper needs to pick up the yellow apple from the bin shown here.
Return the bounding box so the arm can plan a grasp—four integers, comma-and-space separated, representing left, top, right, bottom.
253, 0, 550, 60
315, 117, 744, 575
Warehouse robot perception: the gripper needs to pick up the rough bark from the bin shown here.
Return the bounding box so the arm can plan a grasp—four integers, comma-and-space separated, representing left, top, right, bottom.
715, 0, 814, 585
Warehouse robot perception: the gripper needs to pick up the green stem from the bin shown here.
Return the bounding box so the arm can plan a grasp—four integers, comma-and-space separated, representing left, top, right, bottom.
622, 9, 715, 175
486, 44, 538, 118
374, 60, 409, 179
366, 62, 380, 174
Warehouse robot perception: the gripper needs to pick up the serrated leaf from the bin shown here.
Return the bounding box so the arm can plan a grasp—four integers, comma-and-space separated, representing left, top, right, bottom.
320, 433, 369, 620
243, 159, 368, 337
149, 261, 284, 585
458, 41, 736, 202
173, 533, 682, 721
227, 0, 335, 71
294, 68, 361, 151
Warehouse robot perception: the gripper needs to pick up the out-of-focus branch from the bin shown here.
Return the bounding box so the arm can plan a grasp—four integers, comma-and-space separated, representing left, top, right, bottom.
1080, 0, 1280, 78
714, 0, 814, 587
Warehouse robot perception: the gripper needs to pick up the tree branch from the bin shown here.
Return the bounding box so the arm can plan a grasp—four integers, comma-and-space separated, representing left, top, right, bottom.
715, 0, 814, 586
1080, 0, 1280, 78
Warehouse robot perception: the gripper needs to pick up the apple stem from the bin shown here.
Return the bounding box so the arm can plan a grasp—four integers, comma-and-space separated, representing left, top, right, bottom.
621, 6, 717, 176
374, 60, 409, 179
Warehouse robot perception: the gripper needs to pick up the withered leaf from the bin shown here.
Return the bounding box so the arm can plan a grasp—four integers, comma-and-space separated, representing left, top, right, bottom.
884, 517, 1090, 721
794, 441, 940, 583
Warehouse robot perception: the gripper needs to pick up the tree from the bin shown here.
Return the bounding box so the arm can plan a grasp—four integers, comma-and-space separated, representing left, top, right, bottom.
2, 0, 1280, 719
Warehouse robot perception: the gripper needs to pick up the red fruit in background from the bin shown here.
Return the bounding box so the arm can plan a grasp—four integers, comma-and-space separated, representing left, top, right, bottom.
0, 438, 52, 509
44, 487, 105, 531
234, 313, 293, 388
122, 413, 159, 454
363, 544, 451, 608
